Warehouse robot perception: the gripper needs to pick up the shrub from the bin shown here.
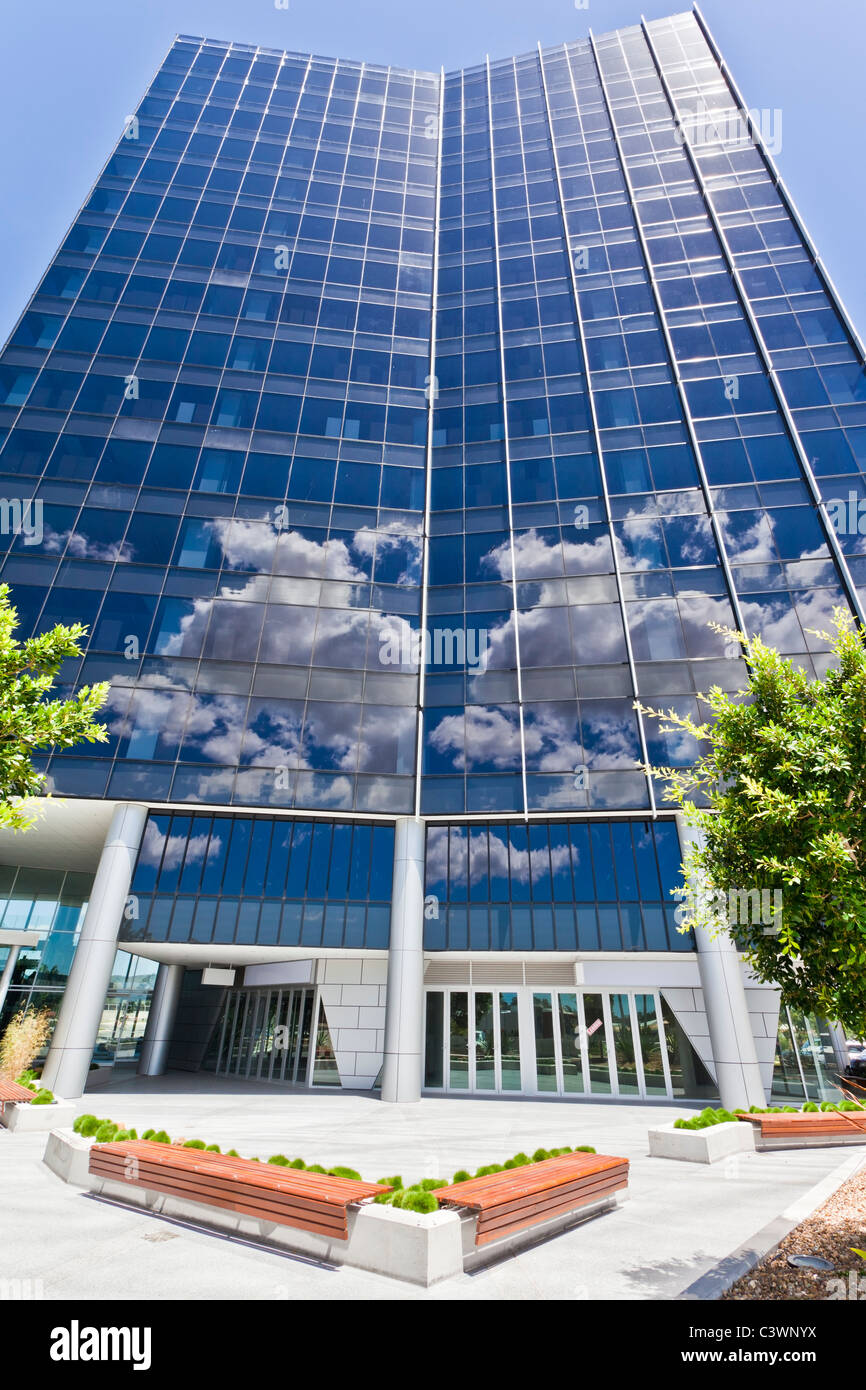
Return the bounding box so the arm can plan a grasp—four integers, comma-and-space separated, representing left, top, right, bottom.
290, 1158, 306, 1169
511, 1152, 531, 1166
452, 1170, 471, 1184
0, 1006, 53, 1083
802, 1101, 819, 1112
78, 1115, 105, 1138
575, 1145, 596, 1154
531, 1148, 551, 1163
306, 1164, 326, 1173
15, 1068, 39, 1087
151, 1130, 171, 1145
183, 1139, 206, 1149
94, 1122, 119, 1142
142, 1129, 156, 1141
31, 1088, 55, 1105
74, 1114, 97, 1135
401, 1189, 438, 1214
377, 1175, 402, 1190
819, 1102, 837, 1112
328, 1166, 362, 1181
226, 1149, 241, 1157
114, 1129, 134, 1142
418, 1178, 445, 1191
268, 1155, 291, 1166
205, 1144, 220, 1152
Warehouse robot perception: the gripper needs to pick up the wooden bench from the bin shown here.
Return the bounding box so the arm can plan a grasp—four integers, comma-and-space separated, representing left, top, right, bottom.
88, 1141, 392, 1240
0, 1079, 38, 1113
737, 1109, 866, 1147
432, 1151, 629, 1248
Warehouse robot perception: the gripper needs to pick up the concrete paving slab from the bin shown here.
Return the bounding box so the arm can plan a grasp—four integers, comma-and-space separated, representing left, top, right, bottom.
1, 1072, 862, 1301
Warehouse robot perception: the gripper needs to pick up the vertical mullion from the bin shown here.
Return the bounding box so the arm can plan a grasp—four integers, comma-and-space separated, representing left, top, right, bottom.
692, 4, 866, 366
536, 42, 656, 817
639, 19, 866, 630
587, 30, 750, 645
414, 67, 446, 817
484, 55, 529, 817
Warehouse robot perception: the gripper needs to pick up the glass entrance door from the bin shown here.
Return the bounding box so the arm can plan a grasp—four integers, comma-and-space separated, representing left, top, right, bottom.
427, 986, 675, 1098
214, 987, 315, 1084
428, 988, 524, 1093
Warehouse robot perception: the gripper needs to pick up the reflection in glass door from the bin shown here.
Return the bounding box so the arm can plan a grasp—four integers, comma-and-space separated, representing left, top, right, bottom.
214, 988, 315, 1085
474, 993, 495, 1090
429, 988, 524, 1094
426, 987, 674, 1099
584, 993, 612, 1094
499, 991, 522, 1091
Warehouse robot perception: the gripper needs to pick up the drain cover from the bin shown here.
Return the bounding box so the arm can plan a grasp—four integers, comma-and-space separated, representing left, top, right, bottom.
787, 1254, 834, 1271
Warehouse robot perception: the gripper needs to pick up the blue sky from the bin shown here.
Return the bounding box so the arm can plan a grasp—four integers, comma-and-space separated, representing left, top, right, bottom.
0, 0, 863, 342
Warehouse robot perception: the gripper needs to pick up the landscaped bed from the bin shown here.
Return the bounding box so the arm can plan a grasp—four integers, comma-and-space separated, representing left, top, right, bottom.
722, 1166, 866, 1301
674, 1101, 865, 1130
71, 1112, 596, 1213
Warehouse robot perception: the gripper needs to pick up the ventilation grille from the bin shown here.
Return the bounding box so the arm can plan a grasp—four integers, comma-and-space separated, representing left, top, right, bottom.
423, 961, 579, 988
471, 962, 523, 986
424, 961, 470, 984
524, 963, 577, 988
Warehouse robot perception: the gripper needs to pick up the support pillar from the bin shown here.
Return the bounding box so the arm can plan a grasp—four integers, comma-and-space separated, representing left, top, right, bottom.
676, 814, 766, 1110
41, 803, 148, 1098
0, 945, 21, 1019
381, 817, 425, 1103
137, 962, 184, 1077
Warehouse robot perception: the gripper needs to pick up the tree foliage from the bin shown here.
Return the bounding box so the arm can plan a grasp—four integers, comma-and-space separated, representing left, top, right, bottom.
639, 612, 866, 1036
0, 583, 108, 831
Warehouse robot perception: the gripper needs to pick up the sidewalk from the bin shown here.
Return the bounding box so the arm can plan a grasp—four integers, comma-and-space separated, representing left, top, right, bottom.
1, 1075, 862, 1301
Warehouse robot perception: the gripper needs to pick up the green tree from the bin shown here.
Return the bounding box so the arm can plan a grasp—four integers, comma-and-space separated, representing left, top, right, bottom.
0, 583, 108, 831
639, 611, 866, 1036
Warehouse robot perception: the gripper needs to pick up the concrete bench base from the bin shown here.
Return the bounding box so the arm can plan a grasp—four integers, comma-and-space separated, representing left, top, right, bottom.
648, 1120, 756, 1164
43, 1130, 625, 1286
1, 1099, 76, 1132
460, 1188, 628, 1272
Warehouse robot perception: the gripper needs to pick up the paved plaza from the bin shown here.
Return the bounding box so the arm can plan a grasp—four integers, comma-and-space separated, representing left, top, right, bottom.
1, 1072, 862, 1301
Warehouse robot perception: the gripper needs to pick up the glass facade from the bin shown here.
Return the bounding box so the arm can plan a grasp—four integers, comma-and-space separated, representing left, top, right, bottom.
0, 864, 156, 1064
0, 15, 861, 1097
424, 816, 689, 950
0, 11, 862, 822
125, 811, 395, 949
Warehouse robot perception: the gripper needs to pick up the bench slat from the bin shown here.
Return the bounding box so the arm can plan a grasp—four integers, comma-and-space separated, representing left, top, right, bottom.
89, 1155, 350, 1232
88, 1140, 392, 1241
474, 1164, 629, 1230
432, 1153, 626, 1210
92, 1165, 348, 1238
91, 1141, 389, 1204
0, 1079, 38, 1103
476, 1175, 628, 1246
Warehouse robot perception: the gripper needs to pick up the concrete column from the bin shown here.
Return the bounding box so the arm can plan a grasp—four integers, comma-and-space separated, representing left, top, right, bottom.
676, 814, 766, 1110
0, 945, 20, 1019
137, 962, 184, 1077
381, 817, 425, 1103
42, 803, 148, 1098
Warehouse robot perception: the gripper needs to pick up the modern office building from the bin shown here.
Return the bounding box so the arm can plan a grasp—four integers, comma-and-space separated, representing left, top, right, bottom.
0, 8, 859, 1106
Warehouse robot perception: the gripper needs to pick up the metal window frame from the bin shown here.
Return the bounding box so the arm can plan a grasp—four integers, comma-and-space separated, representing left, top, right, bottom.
639, 13, 866, 630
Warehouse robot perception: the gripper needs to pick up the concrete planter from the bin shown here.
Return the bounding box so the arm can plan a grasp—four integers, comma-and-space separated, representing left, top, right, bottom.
42, 1131, 621, 1286
43, 1130, 462, 1285
1, 1098, 76, 1132
648, 1119, 755, 1164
